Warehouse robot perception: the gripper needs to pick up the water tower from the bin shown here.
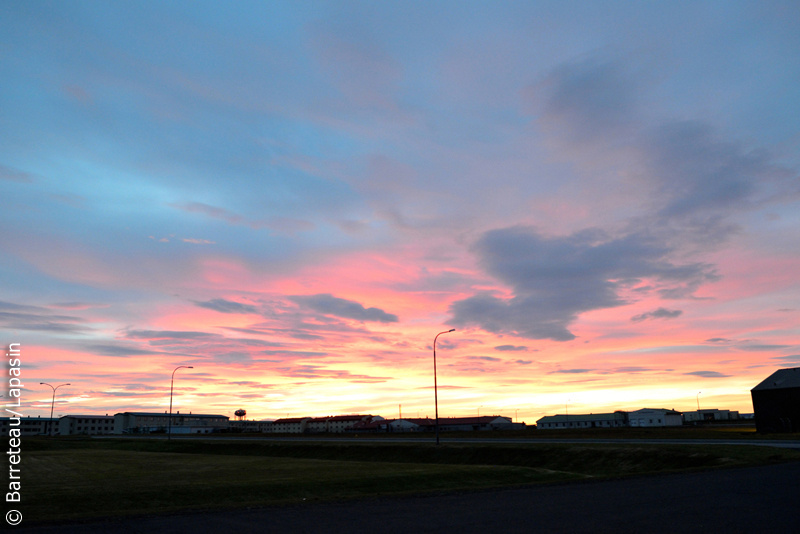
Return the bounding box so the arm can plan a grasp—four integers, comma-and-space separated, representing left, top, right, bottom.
234, 409, 246, 421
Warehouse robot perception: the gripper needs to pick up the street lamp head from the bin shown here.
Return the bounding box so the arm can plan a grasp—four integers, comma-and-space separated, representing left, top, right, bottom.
448, 329, 455, 332
187, 366, 194, 369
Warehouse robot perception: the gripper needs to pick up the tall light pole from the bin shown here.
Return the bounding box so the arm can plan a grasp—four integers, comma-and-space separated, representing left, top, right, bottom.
168, 366, 193, 440
433, 329, 455, 445
696, 391, 701, 411
40, 382, 70, 436
515, 409, 519, 423
478, 405, 483, 417
566, 399, 570, 428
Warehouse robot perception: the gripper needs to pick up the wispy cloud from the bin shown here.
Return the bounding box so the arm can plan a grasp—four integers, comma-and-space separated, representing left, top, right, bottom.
288, 294, 398, 323
194, 298, 259, 315
494, 345, 528, 351
631, 307, 683, 323
684, 371, 730, 378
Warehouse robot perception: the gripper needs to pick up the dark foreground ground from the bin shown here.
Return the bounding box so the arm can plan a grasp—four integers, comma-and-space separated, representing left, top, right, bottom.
19, 461, 800, 534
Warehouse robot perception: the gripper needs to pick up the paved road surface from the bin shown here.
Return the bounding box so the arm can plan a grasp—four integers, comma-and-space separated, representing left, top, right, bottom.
19, 462, 800, 533
94, 434, 800, 449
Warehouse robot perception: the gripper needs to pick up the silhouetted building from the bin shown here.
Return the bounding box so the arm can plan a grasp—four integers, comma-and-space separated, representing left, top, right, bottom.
0, 416, 59, 436
751, 367, 800, 433
351, 416, 518, 432
271, 417, 311, 433
537, 411, 627, 429
59, 415, 115, 435
114, 411, 228, 434
682, 409, 739, 423
228, 420, 273, 433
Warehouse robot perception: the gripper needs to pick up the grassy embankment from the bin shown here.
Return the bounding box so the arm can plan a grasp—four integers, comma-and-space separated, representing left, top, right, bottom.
17, 436, 800, 524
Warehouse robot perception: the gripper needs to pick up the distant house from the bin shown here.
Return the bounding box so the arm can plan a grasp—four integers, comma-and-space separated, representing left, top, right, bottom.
751, 367, 800, 433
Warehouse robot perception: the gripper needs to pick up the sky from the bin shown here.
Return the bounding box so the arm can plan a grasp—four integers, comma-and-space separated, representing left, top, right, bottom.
2, 1, 799, 423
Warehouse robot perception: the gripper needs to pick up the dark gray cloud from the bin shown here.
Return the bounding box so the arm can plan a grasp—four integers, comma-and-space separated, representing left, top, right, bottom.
451, 59, 797, 342
772, 355, 800, 362
737, 344, 792, 352
193, 298, 259, 315
535, 60, 798, 228
449, 227, 714, 341
684, 371, 730, 378
465, 356, 501, 362
126, 330, 219, 340
631, 307, 683, 323
537, 59, 636, 145
494, 345, 528, 351
552, 368, 593, 374
275, 365, 392, 382
261, 350, 328, 358
82, 344, 162, 357
288, 293, 398, 323
614, 366, 651, 373
0, 301, 90, 333
706, 338, 733, 343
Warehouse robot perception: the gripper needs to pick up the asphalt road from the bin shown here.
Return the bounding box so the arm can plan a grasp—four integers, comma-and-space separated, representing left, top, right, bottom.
94, 434, 800, 449
18, 461, 800, 534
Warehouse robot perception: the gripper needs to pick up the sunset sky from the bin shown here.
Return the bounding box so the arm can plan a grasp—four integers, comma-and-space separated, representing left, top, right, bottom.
2, 1, 799, 423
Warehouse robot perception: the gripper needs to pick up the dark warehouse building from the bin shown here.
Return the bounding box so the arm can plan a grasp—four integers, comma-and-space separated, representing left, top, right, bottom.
751, 367, 800, 433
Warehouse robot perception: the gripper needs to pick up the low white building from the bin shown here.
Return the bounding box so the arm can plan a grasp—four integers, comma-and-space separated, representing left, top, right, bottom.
626, 408, 682, 427
537, 412, 627, 429
537, 408, 682, 429
683, 409, 739, 422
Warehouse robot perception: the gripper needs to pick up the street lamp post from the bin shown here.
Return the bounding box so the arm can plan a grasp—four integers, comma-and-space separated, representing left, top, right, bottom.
515, 409, 519, 423
433, 328, 455, 445
168, 366, 194, 440
40, 382, 70, 436
478, 405, 483, 417
696, 391, 701, 411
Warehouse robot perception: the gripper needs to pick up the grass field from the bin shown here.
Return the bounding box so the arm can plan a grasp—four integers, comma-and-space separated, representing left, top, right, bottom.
15, 436, 800, 525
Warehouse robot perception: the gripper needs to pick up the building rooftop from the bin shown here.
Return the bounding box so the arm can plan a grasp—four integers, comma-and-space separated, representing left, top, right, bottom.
60, 415, 114, 419
752, 367, 800, 391
537, 412, 624, 423
116, 412, 228, 418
